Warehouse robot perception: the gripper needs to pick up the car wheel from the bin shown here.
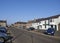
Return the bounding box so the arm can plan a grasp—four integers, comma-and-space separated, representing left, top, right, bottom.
51, 33, 54, 36
0, 37, 5, 43
5, 40, 12, 43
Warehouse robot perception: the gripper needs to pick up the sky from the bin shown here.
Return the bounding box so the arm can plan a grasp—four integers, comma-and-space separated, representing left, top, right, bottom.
0, 0, 60, 24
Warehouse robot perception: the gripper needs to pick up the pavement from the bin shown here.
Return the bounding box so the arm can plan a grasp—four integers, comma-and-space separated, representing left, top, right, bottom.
55, 31, 60, 36
8, 27, 60, 43
33, 29, 60, 37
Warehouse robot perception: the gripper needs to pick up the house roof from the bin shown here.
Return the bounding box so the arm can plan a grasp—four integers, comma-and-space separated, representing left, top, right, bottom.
28, 20, 37, 23
0, 20, 7, 23
37, 14, 60, 21
15, 22, 27, 24
28, 14, 60, 23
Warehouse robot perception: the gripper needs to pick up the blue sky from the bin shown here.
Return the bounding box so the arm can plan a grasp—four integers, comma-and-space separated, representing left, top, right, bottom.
0, 0, 60, 24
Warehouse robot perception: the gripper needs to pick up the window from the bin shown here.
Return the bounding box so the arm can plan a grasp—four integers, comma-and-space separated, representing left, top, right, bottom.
39, 21, 41, 24
48, 20, 50, 25
40, 25, 42, 28
37, 25, 42, 29
0, 25, 1, 26
43, 21, 46, 28
49, 19, 52, 22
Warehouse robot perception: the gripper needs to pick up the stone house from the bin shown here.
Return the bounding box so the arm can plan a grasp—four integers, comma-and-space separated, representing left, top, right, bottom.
13, 22, 27, 29
26, 21, 33, 28
0, 20, 7, 27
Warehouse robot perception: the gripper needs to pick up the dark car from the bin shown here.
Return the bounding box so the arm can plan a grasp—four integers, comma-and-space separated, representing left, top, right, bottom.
27, 27, 35, 31
0, 27, 13, 43
0, 27, 7, 33
44, 28, 55, 35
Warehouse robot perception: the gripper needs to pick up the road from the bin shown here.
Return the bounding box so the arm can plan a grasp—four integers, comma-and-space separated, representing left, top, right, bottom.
8, 27, 60, 43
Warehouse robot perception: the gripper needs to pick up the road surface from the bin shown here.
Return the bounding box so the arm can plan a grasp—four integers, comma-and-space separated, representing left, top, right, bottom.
8, 27, 60, 43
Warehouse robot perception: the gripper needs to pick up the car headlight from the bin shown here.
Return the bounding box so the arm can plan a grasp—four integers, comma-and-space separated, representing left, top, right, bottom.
52, 32, 54, 33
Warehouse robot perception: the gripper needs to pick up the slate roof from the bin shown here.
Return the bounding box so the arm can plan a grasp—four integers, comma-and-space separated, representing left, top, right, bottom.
15, 22, 27, 24
0, 20, 7, 23
28, 14, 60, 23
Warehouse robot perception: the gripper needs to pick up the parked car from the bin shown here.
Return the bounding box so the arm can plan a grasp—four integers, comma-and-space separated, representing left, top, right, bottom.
0, 27, 13, 43
27, 27, 35, 31
44, 27, 55, 35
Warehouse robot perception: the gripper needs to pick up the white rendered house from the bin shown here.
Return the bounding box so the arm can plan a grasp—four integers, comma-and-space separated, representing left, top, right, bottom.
31, 14, 60, 31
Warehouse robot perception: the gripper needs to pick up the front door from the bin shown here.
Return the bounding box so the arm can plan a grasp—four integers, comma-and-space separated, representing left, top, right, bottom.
37, 26, 39, 30
58, 23, 60, 31
51, 25, 53, 28
55, 25, 57, 31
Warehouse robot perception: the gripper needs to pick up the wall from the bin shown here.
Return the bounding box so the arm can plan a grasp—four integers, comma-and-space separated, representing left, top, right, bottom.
13, 23, 26, 29
31, 16, 60, 31
0, 22, 7, 27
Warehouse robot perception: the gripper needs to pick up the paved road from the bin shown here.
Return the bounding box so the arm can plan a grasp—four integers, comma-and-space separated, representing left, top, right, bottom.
8, 27, 60, 43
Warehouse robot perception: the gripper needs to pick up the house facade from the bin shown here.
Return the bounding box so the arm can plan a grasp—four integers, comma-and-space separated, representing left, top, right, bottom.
0, 20, 7, 27
26, 21, 33, 28
31, 14, 60, 31
13, 22, 27, 29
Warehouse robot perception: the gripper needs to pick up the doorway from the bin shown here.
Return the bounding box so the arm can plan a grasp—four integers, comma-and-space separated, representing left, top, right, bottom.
58, 23, 60, 31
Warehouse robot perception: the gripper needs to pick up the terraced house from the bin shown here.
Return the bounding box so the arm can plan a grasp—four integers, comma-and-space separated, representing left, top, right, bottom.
0, 20, 7, 27
30, 14, 60, 31
26, 20, 34, 28
13, 22, 27, 29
